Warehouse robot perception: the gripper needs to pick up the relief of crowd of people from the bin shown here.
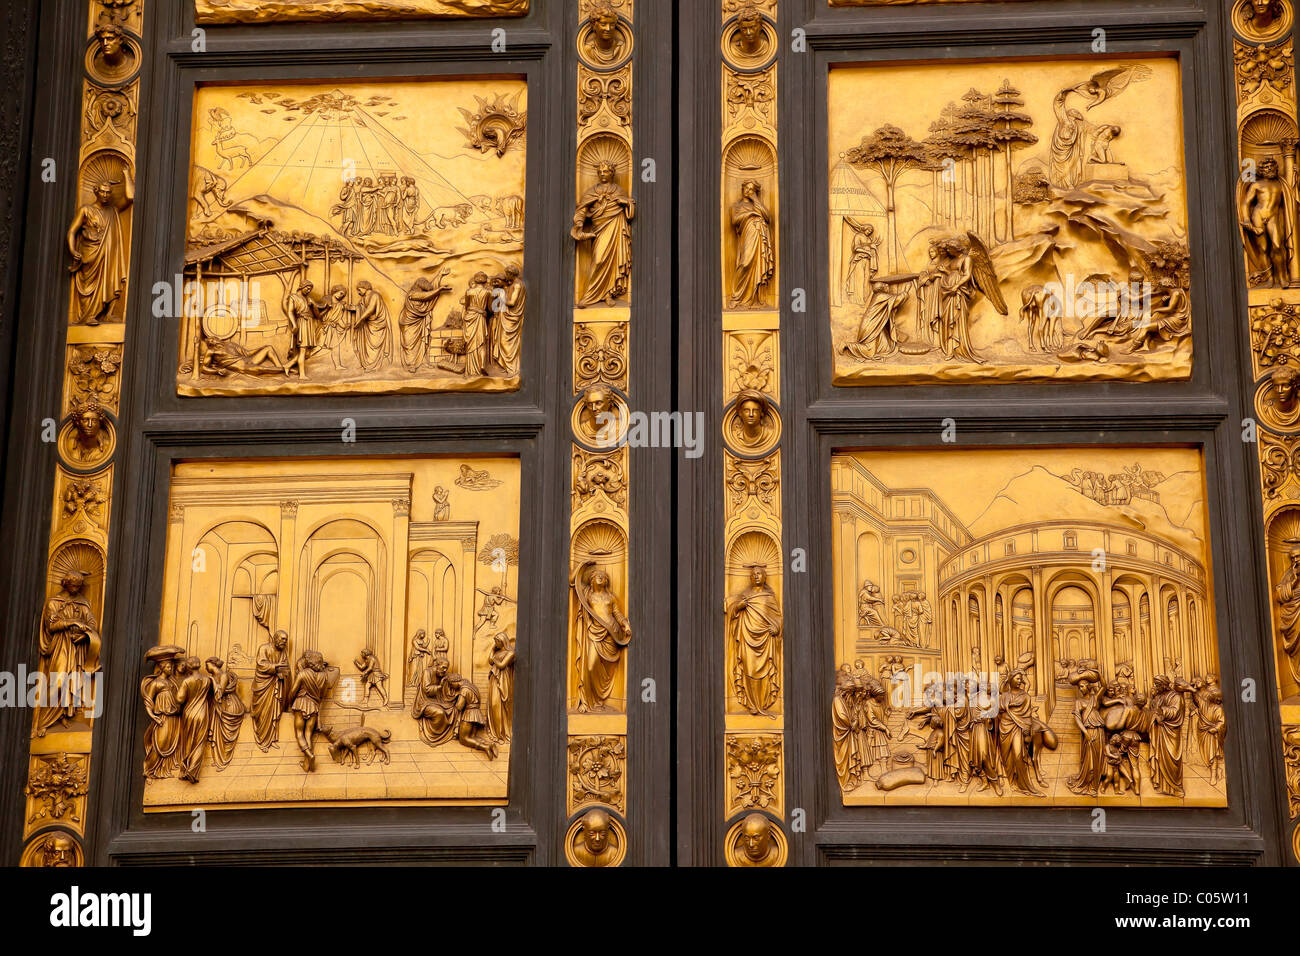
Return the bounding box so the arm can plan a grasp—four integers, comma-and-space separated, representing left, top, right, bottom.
199, 263, 525, 382
139, 626, 516, 784
833, 657, 1225, 799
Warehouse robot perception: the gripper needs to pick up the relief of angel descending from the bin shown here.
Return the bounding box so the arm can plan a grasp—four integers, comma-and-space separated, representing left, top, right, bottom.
831, 60, 1192, 380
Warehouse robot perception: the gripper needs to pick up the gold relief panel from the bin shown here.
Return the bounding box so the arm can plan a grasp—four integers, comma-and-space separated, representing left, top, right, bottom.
1266, 506, 1300, 708
567, 734, 627, 814
574, 320, 629, 394
178, 79, 527, 397
725, 733, 783, 816
725, 330, 778, 403
830, 447, 1226, 808
725, 451, 780, 526
144, 456, 520, 810
828, 57, 1192, 385
52, 466, 112, 546
572, 445, 629, 523
64, 344, 123, 417
24, 754, 90, 841
195, 0, 529, 23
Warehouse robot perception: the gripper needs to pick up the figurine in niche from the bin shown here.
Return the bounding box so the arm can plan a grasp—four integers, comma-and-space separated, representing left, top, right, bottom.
68, 176, 132, 326
582, 2, 628, 67
487, 631, 517, 742
398, 269, 453, 372
490, 264, 526, 375
1239, 157, 1297, 288
432, 486, 451, 521
570, 808, 621, 867
354, 647, 389, 706
1275, 539, 1300, 683
729, 180, 775, 309
176, 655, 213, 783
250, 629, 290, 751
205, 657, 245, 770
33, 571, 102, 738
285, 649, 339, 772
67, 399, 110, 463
573, 160, 635, 307
571, 560, 633, 713
411, 656, 499, 759
140, 644, 184, 778
727, 389, 776, 454
729, 813, 783, 868
726, 566, 782, 717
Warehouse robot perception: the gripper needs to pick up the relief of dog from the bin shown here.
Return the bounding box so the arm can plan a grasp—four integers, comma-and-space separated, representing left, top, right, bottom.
324, 726, 392, 768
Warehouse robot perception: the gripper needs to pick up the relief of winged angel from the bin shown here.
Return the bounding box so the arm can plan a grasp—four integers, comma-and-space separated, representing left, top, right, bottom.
935, 233, 1008, 363
1049, 65, 1152, 189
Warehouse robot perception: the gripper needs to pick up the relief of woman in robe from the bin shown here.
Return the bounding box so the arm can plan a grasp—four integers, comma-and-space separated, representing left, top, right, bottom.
205, 657, 245, 771
728, 180, 775, 309
140, 644, 184, 779
573, 160, 635, 308
1148, 675, 1186, 796
726, 566, 782, 717
570, 560, 633, 713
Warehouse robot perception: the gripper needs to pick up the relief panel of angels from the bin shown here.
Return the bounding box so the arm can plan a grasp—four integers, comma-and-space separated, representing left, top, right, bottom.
828, 57, 1192, 385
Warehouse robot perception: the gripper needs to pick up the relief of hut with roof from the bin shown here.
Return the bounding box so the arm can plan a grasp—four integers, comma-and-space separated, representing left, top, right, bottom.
178, 79, 527, 396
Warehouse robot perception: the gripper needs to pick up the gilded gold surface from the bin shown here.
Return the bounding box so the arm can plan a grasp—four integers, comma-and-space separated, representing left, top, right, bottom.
831, 447, 1225, 808
566, 0, 635, 864
144, 456, 520, 810
194, 0, 528, 23
829, 57, 1192, 385
180, 79, 527, 396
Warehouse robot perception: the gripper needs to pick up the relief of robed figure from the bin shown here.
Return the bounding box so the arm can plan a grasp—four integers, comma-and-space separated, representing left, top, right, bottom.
570, 560, 633, 713
573, 160, 635, 307
726, 566, 782, 717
